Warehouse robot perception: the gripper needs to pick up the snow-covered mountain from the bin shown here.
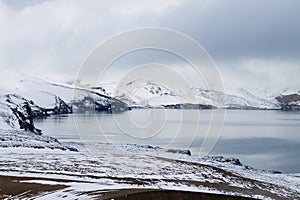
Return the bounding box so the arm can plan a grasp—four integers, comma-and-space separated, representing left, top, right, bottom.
0, 72, 131, 131
94, 78, 282, 110
1, 72, 297, 111
275, 90, 300, 111
0, 73, 299, 131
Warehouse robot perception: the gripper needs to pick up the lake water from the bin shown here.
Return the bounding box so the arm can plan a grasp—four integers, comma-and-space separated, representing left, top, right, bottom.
34, 109, 300, 173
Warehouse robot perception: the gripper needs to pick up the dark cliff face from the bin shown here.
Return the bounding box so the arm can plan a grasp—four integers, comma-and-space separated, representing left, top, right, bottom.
276, 93, 300, 111
4, 94, 73, 134
163, 103, 216, 109
10, 105, 41, 134
87, 97, 130, 113
6, 95, 42, 135
276, 94, 300, 103
52, 96, 73, 114
71, 90, 130, 113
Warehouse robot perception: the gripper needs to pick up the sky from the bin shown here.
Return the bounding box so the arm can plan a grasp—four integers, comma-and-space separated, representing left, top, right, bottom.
0, 0, 299, 90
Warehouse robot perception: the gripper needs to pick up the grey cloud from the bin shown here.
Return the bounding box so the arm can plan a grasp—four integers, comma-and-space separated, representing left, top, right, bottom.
0, 0, 299, 89
159, 0, 300, 61
3, 0, 48, 10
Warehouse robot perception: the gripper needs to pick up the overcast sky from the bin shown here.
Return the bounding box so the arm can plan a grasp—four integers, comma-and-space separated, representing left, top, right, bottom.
0, 0, 299, 90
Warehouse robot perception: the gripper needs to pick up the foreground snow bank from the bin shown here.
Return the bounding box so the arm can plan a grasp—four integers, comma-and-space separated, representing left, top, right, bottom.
0, 141, 299, 199
0, 129, 77, 151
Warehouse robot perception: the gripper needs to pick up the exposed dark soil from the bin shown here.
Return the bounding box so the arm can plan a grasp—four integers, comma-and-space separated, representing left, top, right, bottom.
97, 189, 255, 200
0, 175, 68, 199
0, 175, 254, 200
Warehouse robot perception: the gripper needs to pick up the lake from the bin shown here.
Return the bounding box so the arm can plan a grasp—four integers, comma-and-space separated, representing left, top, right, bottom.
34, 109, 300, 173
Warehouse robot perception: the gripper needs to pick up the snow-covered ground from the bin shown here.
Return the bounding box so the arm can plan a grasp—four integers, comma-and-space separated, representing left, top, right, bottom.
0, 129, 299, 199
0, 129, 77, 151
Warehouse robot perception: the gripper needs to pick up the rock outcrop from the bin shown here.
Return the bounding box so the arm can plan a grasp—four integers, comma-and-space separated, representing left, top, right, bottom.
0, 93, 74, 134
52, 96, 73, 114
163, 103, 216, 109
276, 93, 300, 111
72, 90, 130, 113
4, 94, 43, 134
276, 93, 300, 103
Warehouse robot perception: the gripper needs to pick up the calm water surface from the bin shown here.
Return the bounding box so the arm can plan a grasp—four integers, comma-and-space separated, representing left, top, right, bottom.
34, 109, 300, 173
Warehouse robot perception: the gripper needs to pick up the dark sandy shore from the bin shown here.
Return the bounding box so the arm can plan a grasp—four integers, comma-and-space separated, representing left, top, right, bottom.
97, 189, 254, 200
0, 175, 254, 200
0, 175, 68, 199
0, 176, 66, 199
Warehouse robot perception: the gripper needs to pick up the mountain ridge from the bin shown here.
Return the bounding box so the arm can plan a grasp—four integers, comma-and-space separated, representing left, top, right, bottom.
0, 74, 299, 131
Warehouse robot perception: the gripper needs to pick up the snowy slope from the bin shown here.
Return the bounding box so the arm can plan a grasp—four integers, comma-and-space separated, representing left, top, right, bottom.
0, 142, 299, 199
224, 88, 279, 109
0, 71, 75, 108
275, 87, 300, 96
0, 97, 18, 130
0, 129, 77, 151
95, 79, 282, 109
109, 79, 182, 107
96, 79, 221, 107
